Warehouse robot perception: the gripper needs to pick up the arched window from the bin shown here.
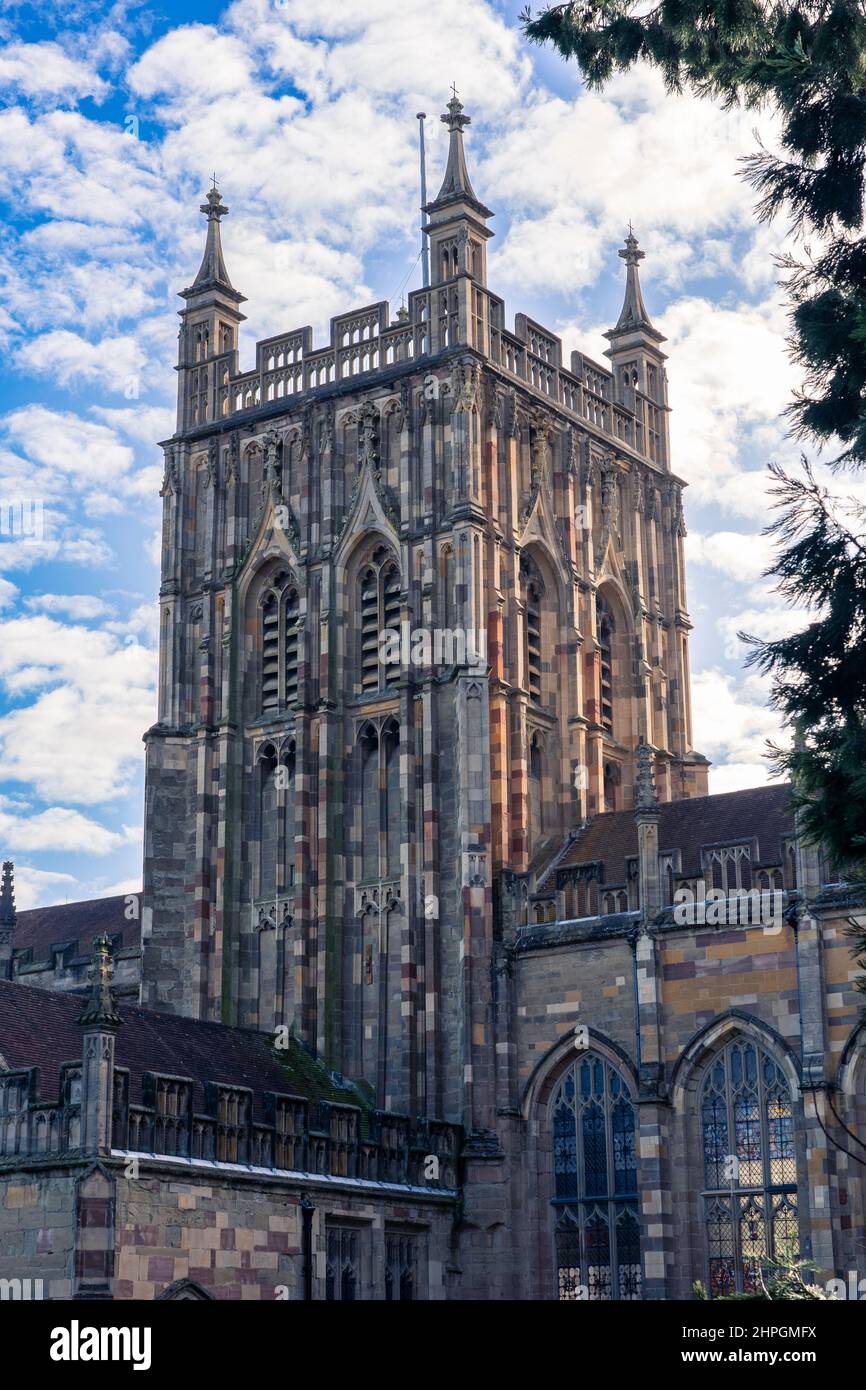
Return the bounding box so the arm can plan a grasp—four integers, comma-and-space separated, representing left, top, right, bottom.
700, 1038, 798, 1297
357, 545, 400, 693
258, 572, 300, 716
551, 1053, 641, 1301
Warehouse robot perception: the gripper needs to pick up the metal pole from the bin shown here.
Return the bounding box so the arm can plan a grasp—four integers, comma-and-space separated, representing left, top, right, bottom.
417, 111, 430, 289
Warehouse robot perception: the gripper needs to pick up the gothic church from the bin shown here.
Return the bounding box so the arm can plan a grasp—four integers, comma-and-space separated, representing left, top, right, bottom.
0, 96, 863, 1302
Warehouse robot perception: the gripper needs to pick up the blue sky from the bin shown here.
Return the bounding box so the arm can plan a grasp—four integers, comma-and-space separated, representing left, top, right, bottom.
0, 0, 827, 907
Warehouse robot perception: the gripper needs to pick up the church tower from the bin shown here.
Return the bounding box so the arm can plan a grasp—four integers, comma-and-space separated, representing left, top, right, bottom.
141, 98, 708, 1151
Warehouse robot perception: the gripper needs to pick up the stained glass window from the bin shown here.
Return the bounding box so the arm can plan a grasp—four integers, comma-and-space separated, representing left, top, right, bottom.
700, 1039, 798, 1296
550, 1053, 641, 1301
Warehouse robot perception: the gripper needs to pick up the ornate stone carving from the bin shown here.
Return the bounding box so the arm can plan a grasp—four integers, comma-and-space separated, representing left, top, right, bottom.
594, 453, 620, 566
204, 437, 219, 489
226, 432, 239, 484
160, 446, 178, 498
358, 400, 380, 473
263, 429, 282, 497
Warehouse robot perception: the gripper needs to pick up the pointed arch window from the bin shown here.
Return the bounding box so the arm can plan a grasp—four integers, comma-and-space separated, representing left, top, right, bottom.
551, 1054, 641, 1301
258, 572, 300, 716
357, 545, 401, 693
700, 1038, 798, 1297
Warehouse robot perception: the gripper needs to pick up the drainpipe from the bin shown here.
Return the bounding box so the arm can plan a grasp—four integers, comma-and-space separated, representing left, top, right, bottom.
300, 1193, 315, 1300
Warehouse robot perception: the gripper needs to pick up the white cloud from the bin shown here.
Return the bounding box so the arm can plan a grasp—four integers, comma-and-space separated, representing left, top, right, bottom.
1, 405, 134, 485
0, 42, 109, 103
0, 804, 138, 854
24, 593, 113, 620
658, 294, 797, 514
0, 615, 156, 804
9, 865, 79, 912
16, 330, 144, 392
686, 530, 775, 585
692, 668, 788, 790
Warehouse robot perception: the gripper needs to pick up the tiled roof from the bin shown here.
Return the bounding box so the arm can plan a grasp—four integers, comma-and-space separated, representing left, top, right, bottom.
555, 783, 794, 885
14, 893, 141, 959
0, 980, 364, 1120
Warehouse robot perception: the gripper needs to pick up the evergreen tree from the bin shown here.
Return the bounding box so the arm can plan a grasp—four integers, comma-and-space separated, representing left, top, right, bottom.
522, 1, 866, 880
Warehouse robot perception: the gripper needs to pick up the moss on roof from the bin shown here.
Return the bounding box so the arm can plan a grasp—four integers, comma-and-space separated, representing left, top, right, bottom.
271, 1030, 375, 1133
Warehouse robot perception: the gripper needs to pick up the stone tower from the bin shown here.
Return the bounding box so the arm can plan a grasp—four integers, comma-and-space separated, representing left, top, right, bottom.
141, 98, 708, 1139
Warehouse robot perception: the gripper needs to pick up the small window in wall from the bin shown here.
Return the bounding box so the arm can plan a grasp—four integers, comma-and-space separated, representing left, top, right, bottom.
325, 1225, 361, 1301
385, 1230, 418, 1301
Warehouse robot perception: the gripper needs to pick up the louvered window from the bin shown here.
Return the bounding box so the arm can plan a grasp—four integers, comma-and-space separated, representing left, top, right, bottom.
598, 599, 614, 733
284, 588, 299, 706
358, 546, 401, 694
526, 585, 542, 702
259, 573, 301, 715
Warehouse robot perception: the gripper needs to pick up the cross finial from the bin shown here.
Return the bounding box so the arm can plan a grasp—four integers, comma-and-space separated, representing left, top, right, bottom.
442, 88, 470, 134
200, 182, 229, 221
619, 226, 645, 267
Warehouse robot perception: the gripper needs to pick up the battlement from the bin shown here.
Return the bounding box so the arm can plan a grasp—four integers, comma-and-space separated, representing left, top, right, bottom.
188, 277, 667, 468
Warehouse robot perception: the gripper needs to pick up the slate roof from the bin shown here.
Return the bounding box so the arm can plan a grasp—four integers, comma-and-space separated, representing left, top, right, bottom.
555, 783, 795, 884
14, 893, 141, 960
0, 979, 365, 1121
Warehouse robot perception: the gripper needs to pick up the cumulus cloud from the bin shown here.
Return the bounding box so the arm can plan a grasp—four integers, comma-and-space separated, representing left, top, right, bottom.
24, 593, 113, 620
9, 864, 80, 912
692, 668, 788, 791
15, 330, 144, 392
0, 41, 109, 103
0, 615, 156, 804
0, 803, 138, 854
